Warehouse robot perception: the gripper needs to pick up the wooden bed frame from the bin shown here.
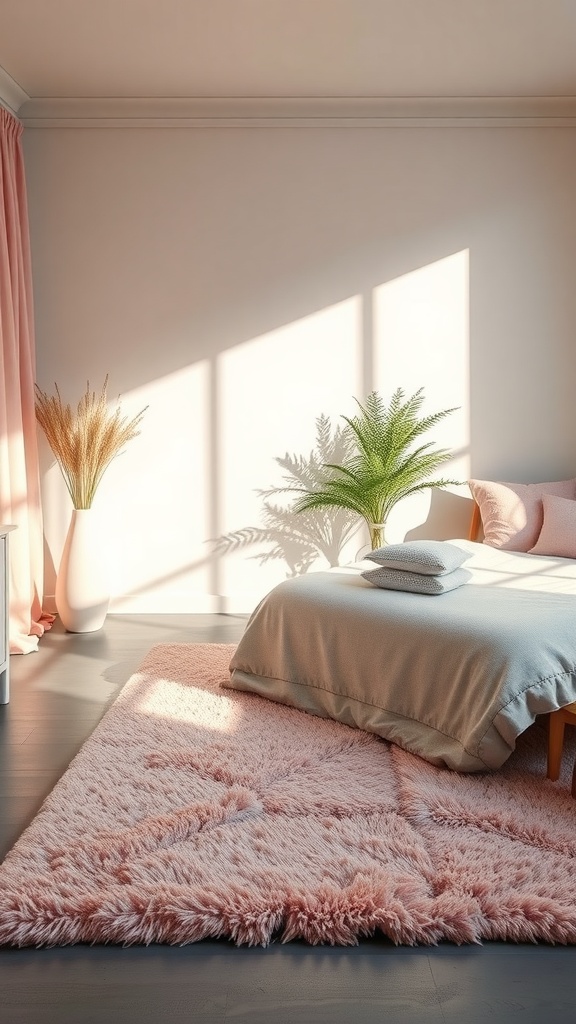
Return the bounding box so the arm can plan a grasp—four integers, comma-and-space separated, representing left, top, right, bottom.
468, 502, 482, 542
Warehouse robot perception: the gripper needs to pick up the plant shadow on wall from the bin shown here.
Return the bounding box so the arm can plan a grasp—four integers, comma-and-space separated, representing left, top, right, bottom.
214, 415, 360, 576
215, 388, 460, 575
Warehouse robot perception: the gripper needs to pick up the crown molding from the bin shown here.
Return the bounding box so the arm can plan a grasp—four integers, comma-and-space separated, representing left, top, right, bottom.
0, 64, 29, 117
18, 95, 576, 128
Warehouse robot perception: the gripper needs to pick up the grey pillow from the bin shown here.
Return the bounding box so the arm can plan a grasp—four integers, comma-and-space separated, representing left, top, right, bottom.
366, 540, 471, 576
361, 565, 472, 595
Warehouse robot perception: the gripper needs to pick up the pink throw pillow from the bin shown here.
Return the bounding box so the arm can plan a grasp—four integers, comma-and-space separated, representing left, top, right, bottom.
529, 494, 576, 558
468, 477, 576, 552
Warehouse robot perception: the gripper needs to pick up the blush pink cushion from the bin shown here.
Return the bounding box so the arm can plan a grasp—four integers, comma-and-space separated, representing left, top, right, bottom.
529, 494, 576, 558
468, 477, 576, 551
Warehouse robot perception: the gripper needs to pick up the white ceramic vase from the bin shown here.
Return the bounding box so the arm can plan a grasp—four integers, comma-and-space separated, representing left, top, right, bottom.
55, 508, 109, 633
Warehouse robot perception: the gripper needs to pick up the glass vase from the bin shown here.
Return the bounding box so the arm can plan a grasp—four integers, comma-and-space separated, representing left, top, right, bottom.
369, 522, 387, 550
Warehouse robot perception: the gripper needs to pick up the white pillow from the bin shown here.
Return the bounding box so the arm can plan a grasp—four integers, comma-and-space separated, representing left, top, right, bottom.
361, 565, 472, 595
366, 540, 471, 576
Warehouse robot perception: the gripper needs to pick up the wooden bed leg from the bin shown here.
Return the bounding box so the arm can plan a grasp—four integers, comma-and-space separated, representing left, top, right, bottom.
571, 760, 576, 799
547, 711, 565, 781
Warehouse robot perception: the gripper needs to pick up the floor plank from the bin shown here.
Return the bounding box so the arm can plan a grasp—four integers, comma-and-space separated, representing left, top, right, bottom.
429, 951, 576, 1023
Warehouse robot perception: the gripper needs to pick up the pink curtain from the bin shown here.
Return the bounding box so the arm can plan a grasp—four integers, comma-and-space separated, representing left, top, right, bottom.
0, 106, 53, 653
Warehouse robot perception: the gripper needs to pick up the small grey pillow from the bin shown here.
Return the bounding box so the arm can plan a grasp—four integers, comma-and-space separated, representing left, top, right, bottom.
361, 565, 472, 595
366, 540, 471, 576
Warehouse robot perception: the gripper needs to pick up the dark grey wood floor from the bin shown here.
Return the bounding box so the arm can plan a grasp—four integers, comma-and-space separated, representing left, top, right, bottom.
1, 614, 575, 1024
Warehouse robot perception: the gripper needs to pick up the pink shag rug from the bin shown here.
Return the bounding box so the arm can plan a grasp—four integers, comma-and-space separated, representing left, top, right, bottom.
2, 642, 576, 948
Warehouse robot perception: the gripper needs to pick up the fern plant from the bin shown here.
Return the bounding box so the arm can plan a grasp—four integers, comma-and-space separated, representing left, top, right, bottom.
214, 415, 359, 574
293, 389, 460, 549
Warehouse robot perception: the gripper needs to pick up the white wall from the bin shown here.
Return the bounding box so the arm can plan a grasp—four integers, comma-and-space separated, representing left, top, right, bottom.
22, 125, 576, 611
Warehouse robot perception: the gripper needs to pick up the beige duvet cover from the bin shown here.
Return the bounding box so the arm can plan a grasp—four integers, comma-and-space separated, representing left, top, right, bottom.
223, 541, 576, 771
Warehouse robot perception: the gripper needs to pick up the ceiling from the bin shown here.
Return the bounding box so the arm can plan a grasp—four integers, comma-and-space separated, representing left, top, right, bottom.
2, 0, 576, 108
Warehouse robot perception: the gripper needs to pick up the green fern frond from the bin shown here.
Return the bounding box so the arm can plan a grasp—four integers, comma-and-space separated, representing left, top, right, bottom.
293, 388, 461, 542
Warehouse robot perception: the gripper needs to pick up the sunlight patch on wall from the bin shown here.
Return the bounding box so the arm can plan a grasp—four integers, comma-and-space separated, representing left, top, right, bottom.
217, 298, 362, 607
102, 362, 212, 611
40, 257, 471, 616
373, 249, 470, 541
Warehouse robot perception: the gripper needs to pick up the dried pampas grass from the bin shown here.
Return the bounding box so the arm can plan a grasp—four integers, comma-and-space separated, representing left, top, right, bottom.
35, 376, 147, 509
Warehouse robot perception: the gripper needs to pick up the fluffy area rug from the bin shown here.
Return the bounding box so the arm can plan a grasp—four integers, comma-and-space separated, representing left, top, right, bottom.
2, 642, 576, 948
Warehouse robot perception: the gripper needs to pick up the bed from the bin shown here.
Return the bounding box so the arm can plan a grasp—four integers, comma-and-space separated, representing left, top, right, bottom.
223, 535, 576, 772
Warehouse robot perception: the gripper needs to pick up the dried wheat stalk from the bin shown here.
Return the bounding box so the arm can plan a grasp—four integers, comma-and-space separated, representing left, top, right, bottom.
35, 376, 147, 509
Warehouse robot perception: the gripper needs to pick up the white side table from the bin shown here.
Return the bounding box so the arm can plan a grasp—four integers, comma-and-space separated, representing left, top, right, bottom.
0, 525, 17, 705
